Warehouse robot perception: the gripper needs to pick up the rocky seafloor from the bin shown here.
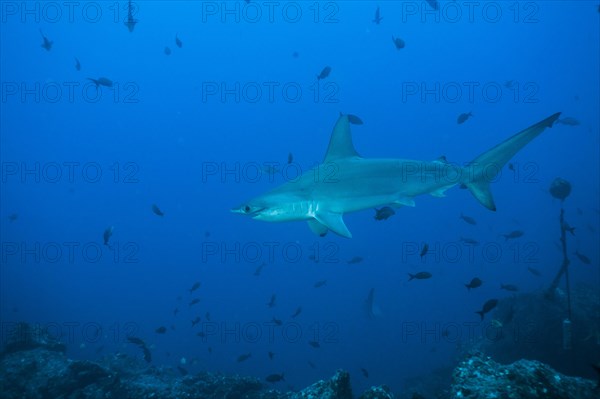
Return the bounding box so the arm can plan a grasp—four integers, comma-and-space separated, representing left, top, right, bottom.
0, 323, 597, 399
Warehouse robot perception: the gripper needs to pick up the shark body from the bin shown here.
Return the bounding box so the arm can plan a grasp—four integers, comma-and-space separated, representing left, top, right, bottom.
232, 112, 561, 238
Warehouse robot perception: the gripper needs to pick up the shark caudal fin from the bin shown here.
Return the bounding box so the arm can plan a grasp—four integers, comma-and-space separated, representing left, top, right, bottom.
463, 113, 561, 211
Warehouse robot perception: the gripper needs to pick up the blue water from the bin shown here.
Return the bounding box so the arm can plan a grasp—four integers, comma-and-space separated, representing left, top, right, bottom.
1, 1, 599, 394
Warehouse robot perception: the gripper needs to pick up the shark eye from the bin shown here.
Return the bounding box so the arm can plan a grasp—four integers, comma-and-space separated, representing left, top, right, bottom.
244, 205, 251, 213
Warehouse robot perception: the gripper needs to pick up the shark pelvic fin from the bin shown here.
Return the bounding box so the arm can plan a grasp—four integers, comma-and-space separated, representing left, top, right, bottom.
307, 219, 328, 237
314, 211, 352, 238
323, 115, 360, 163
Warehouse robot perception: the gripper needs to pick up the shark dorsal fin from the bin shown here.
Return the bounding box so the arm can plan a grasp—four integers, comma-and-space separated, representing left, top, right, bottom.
323, 115, 360, 163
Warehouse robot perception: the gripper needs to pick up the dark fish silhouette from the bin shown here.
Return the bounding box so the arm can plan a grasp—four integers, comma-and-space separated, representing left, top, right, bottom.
237, 353, 252, 362
8, 213, 18, 222
87, 77, 113, 88
103, 226, 114, 246
347, 256, 363, 264
189, 298, 200, 307
39, 29, 53, 51
459, 213, 477, 225
287, 152, 293, 164
502, 230, 524, 240
317, 66, 331, 80
500, 284, 519, 292
314, 280, 327, 288
164, 46, 172, 56
374, 206, 395, 220
360, 368, 369, 378
175, 34, 182, 48
191, 316, 201, 327
254, 262, 265, 276
373, 6, 382, 24
408, 272, 432, 281
392, 36, 405, 49
268, 351, 275, 360
189, 281, 201, 293
74, 57, 81, 71
308, 341, 320, 348
155, 326, 167, 334
420, 243, 429, 259
152, 204, 164, 216
460, 236, 480, 245
291, 307, 302, 318
267, 294, 276, 308
476, 299, 498, 320
457, 112, 473, 124
364, 288, 380, 319
347, 114, 364, 125
574, 251, 591, 265
124, 0, 138, 32
527, 266, 541, 276
465, 277, 483, 291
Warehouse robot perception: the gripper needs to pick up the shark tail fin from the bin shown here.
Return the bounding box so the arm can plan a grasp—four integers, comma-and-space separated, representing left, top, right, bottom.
462, 113, 561, 210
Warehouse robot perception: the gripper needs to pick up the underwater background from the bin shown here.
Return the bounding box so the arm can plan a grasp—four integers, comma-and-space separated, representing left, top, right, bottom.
1, 1, 599, 396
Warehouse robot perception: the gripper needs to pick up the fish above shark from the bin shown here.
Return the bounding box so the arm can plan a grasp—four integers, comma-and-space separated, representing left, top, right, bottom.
232, 112, 561, 238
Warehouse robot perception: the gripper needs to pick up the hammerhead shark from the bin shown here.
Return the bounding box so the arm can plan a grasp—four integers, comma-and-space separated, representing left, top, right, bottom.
232, 112, 561, 238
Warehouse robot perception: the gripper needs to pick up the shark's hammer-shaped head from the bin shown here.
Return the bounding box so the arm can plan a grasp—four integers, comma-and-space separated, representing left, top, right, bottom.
231, 191, 309, 223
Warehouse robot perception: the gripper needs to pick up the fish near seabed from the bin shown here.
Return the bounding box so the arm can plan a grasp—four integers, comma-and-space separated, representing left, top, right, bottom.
232, 112, 561, 238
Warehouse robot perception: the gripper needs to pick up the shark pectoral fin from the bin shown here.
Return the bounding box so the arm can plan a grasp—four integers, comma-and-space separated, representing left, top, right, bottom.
465, 180, 496, 211
392, 197, 416, 207
315, 212, 352, 238
307, 220, 328, 237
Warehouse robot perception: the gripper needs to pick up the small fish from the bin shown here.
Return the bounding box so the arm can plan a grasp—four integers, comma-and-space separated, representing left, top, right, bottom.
266, 373, 285, 383
292, 51, 299, 58
164, 46, 172, 56
527, 266, 541, 277
374, 206, 395, 220
347, 114, 364, 125
237, 353, 252, 362
502, 230, 524, 240
347, 256, 363, 264
373, 6, 382, 24
175, 34, 182, 48
196, 331, 206, 338
39, 29, 53, 51
392, 36, 405, 49
287, 152, 293, 164
314, 280, 327, 288
317, 66, 332, 80
504, 80, 515, 88
268, 351, 275, 360
87, 77, 113, 88
500, 284, 519, 292
74, 57, 81, 71
173, 307, 179, 316
103, 226, 114, 246
191, 316, 201, 327
155, 326, 167, 334
205, 312, 211, 321
465, 277, 483, 291
420, 243, 429, 259
508, 163, 515, 171
457, 112, 473, 124
308, 341, 320, 348
555, 117, 580, 126
253, 262, 265, 276
189, 298, 200, 307
189, 281, 201, 293
574, 251, 591, 265
460, 236, 480, 245
291, 307, 302, 318
360, 368, 369, 378
408, 272, 432, 281
124, 0, 138, 32
459, 213, 477, 225
271, 317, 283, 326
267, 294, 276, 308
476, 299, 498, 320
152, 204, 164, 216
